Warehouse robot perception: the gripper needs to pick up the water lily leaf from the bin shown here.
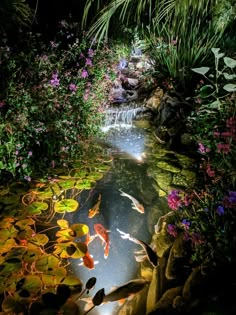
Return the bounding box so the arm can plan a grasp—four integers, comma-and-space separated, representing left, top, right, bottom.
0, 260, 22, 276
224, 56, 236, 69
55, 228, 76, 242
57, 219, 69, 229
53, 241, 87, 259
60, 275, 83, 288
57, 179, 77, 190
46, 266, 67, 277
30, 233, 49, 246
22, 275, 42, 295
0, 276, 7, 294
23, 246, 42, 263
0, 217, 15, 229
70, 223, 89, 237
41, 274, 64, 287
25, 201, 48, 215
2, 295, 24, 313
0, 239, 17, 255
54, 199, 79, 213
35, 254, 60, 273
74, 179, 93, 190
17, 228, 35, 241
191, 67, 210, 76
36, 189, 53, 199
223, 83, 236, 92
0, 225, 18, 241
15, 218, 35, 230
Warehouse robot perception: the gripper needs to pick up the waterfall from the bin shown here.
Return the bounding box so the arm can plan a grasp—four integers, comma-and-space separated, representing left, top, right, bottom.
101, 105, 145, 132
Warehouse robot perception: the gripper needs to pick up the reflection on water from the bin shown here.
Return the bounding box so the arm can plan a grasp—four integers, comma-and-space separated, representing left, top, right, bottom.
69, 126, 156, 315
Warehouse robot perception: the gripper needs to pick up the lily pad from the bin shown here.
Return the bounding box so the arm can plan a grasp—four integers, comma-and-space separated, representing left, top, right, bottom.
22, 275, 42, 295
2, 295, 24, 313
0, 225, 18, 241
53, 241, 87, 259
15, 218, 35, 230
56, 228, 76, 242
35, 254, 60, 273
25, 201, 48, 215
70, 223, 89, 237
0, 217, 15, 229
57, 219, 69, 229
56, 179, 77, 190
54, 199, 79, 213
30, 233, 49, 246
0, 239, 17, 255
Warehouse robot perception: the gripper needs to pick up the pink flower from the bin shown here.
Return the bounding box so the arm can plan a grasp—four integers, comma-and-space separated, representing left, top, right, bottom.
69, 83, 77, 92
217, 143, 231, 154
85, 58, 92, 66
167, 190, 182, 210
198, 143, 210, 154
81, 69, 88, 78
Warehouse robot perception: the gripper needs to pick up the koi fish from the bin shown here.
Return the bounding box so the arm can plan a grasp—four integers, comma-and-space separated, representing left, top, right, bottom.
93, 223, 110, 259
81, 278, 149, 311
117, 228, 158, 267
79, 251, 99, 270
88, 194, 102, 218
119, 189, 144, 214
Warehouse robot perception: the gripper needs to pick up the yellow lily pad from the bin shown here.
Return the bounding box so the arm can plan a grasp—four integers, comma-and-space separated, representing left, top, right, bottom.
54, 199, 79, 213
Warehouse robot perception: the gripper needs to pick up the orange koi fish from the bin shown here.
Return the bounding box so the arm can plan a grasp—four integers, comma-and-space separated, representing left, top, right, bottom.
88, 194, 102, 218
119, 189, 144, 214
78, 234, 98, 269
93, 223, 110, 259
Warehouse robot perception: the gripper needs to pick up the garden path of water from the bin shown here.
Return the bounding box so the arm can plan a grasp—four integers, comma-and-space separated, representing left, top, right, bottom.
68, 123, 161, 315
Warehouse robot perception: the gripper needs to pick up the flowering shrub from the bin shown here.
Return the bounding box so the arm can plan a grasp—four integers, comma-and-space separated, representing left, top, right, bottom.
166, 188, 236, 266
0, 20, 122, 180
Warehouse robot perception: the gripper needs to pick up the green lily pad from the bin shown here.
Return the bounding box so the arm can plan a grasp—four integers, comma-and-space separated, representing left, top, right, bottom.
30, 233, 49, 246
25, 202, 49, 215
53, 241, 87, 259
0, 239, 17, 255
35, 255, 60, 273
2, 295, 24, 313
15, 218, 35, 230
56, 228, 76, 242
74, 179, 93, 190
57, 219, 69, 229
60, 275, 83, 288
41, 274, 65, 287
0, 217, 15, 229
0, 225, 18, 241
70, 223, 89, 237
56, 179, 77, 190
22, 275, 42, 295
54, 199, 79, 213
0, 260, 22, 276
23, 247, 42, 263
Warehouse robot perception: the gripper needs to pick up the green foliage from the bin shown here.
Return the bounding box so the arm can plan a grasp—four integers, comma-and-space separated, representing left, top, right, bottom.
0, 20, 119, 180
189, 48, 236, 180
0, 157, 112, 313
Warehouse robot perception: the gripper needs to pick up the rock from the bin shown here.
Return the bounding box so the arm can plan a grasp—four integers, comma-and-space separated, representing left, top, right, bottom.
145, 87, 164, 111
147, 286, 183, 315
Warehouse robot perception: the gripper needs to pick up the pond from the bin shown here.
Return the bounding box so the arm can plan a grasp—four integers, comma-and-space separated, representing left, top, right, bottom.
68, 124, 160, 315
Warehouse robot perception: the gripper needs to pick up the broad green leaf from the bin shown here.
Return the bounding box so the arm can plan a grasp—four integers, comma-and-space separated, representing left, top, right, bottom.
23, 247, 42, 263
0, 239, 17, 255
22, 275, 42, 295
25, 201, 48, 215
2, 295, 24, 313
54, 199, 79, 213
15, 218, 35, 230
224, 57, 236, 69
223, 83, 236, 92
57, 219, 69, 229
41, 274, 65, 287
0, 217, 15, 229
45, 266, 67, 277
60, 275, 83, 288
35, 255, 60, 272
199, 85, 215, 98
55, 228, 75, 242
70, 223, 89, 237
57, 179, 76, 190
53, 241, 87, 259
191, 67, 210, 75
0, 225, 18, 240
0, 260, 22, 276
74, 179, 93, 190
223, 72, 236, 80
30, 233, 49, 246
211, 48, 224, 59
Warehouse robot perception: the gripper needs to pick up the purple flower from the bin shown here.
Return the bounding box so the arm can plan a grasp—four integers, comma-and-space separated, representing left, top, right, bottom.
28, 151, 33, 156
182, 219, 191, 230
216, 205, 224, 216
167, 224, 178, 237
81, 69, 88, 78
198, 142, 210, 154
85, 58, 93, 66
88, 48, 94, 58
69, 83, 77, 92
167, 190, 182, 210
50, 73, 60, 87
191, 232, 203, 244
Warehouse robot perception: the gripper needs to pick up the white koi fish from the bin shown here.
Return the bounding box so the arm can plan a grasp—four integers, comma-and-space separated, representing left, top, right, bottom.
119, 189, 144, 214
117, 228, 158, 267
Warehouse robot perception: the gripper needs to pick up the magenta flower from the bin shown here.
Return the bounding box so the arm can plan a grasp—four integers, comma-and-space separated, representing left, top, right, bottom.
69, 83, 77, 92
88, 48, 94, 57
50, 73, 60, 87
198, 143, 210, 154
217, 143, 231, 154
167, 190, 182, 210
81, 69, 88, 78
167, 224, 178, 237
85, 58, 93, 66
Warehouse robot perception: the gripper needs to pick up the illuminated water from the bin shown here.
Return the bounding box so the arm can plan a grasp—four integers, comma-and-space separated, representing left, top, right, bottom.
68, 125, 159, 315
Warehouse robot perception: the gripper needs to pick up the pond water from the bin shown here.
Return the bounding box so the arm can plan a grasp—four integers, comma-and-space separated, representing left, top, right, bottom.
68, 125, 160, 315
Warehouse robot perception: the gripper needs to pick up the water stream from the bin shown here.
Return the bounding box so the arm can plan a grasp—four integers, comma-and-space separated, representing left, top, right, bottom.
68, 116, 159, 315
